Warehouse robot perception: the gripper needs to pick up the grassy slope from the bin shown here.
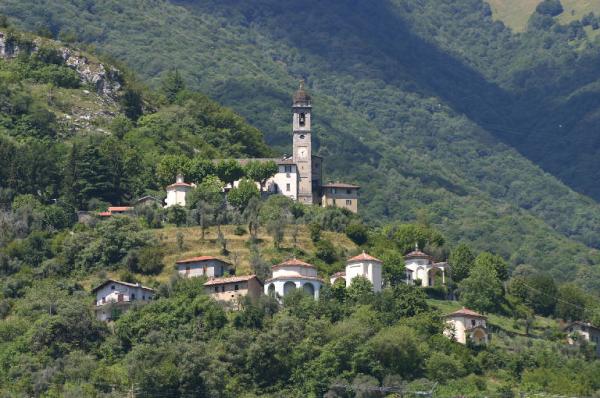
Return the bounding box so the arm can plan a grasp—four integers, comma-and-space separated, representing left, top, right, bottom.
82, 224, 358, 290
6, 1, 600, 291
486, 0, 600, 31
428, 299, 560, 338
486, 0, 541, 31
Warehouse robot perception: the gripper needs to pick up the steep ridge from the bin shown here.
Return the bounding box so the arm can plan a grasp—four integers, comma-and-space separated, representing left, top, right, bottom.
3, 1, 600, 289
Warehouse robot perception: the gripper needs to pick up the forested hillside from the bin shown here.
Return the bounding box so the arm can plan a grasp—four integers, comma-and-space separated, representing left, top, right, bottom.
0, 22, 600, 398
4, 0, 600, 290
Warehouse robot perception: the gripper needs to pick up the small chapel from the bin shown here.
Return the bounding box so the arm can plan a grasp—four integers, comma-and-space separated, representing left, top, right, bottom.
165, 82, 360, 213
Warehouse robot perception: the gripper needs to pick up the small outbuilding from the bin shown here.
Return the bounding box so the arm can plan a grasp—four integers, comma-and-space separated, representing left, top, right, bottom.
175, 256, 233, 279
165, 174, 194, 208
404, 244, 448, 287
344, 251, 383, 292
443, 307, 489, 345
565, 321, 600, 357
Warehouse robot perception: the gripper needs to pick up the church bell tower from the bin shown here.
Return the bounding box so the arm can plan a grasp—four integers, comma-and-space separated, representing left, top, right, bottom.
292, 81, 314, 204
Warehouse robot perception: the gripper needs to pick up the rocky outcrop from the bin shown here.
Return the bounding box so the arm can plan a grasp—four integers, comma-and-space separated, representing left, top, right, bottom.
0, 31, 121, 98
61, 48, 122, 98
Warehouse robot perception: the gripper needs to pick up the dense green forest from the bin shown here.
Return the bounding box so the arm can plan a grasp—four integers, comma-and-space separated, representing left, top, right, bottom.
4, 0, 600, 290
1, 19, 600, 397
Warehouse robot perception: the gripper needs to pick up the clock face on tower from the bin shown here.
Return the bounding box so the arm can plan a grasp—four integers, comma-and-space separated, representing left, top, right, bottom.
297, 147, 308, 159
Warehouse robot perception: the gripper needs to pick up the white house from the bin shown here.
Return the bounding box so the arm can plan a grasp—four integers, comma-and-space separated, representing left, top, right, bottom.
175, 256, 232, 279
443, 307, 489, 345
264, 258, 323, 300
230, 158, 299, 201
92, 279, 155, 321
565, 321, 600, 357
165, 174, 194, 208
329, 252, 383, 292
404, 244, 448, 287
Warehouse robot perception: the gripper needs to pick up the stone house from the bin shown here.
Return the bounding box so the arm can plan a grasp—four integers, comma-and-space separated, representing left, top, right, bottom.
92, 279, 155, 321
204, 275, 263, 308
321, 183, 360, 213
175, 256, 233, 279
265, 258, 323, 300
443, 307, 489, 345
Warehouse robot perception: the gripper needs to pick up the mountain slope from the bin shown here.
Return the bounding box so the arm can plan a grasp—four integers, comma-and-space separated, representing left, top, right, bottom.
4, 1, 600, 290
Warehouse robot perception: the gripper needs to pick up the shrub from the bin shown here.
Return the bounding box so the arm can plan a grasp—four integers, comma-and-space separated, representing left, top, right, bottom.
536, 0, 564, 17
345, 223, 368, 245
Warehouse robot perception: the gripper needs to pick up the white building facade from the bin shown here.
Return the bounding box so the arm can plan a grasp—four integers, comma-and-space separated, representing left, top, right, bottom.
404, 245, 448, 287
92, 279, 155, 321
165, 174, 194, 208
443, 307, 489, 345
333, 252, 383, 292
264, 258, 323, 300
566, 321, 600, 357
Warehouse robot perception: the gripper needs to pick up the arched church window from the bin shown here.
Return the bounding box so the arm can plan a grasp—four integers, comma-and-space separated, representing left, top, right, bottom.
299, 113, 305, 126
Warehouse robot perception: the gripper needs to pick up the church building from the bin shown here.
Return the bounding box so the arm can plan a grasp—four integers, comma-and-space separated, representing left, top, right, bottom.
164, 82, 360, 212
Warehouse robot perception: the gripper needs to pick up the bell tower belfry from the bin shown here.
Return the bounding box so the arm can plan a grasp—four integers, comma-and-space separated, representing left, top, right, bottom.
292, 81, 314, 205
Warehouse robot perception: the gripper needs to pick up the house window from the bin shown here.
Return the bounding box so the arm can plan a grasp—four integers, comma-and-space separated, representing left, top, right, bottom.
221, 286, 226, 292
111, 285, 115, 290
142, 295, 145, 300
185, 266, 190, 275
285, 165, 292, 173
286, 183, 291, 192
332, 188, 337, 194
471, 319, 476, 327
214, 286, 219, 293
346, 199, 352, 206
234, 284, 239, 291
131, 294, 136, 301
299, 113, 305, 126
203, 265, 207, 276
346, 189, 352, 194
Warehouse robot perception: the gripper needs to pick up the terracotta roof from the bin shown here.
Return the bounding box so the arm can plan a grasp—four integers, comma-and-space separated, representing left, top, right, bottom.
266, 275, 324, 283
348, 252, 382, 263
204, 275, 262, 286
92, 279, 155, 293
293, 80, 311, 104
108, 206, 133, 212
446, 307, 487, 319
331, 271, 346, 278
321, 182, 360, 189
175, 256, 231, 265
166, 182, 193, 189
97, 211, 112, 217
405, 249, 433, 260
272, 258, 315, 269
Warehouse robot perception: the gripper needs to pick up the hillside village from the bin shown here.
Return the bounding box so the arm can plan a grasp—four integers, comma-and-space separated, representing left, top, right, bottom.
2, 18, 600, 398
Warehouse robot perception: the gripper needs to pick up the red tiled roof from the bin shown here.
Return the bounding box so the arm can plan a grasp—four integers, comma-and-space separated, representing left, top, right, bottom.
108, 206, 133, 212
266, 275, 324, 283
204, 275, 262, 286
331, 271, 346, 278
97, 212, 112, 217
175, 256, 230, 265
272, 258, 315, 269
348, 252, 382, 263
167, 182, 193, 189
405, 249, 433, 259
321, 182, 360, 189
446, 307, 487, 319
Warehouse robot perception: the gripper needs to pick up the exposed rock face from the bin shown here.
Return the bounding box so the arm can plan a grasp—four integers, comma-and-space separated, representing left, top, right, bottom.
0, 31, 121, 98
61, 48, 122, 98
